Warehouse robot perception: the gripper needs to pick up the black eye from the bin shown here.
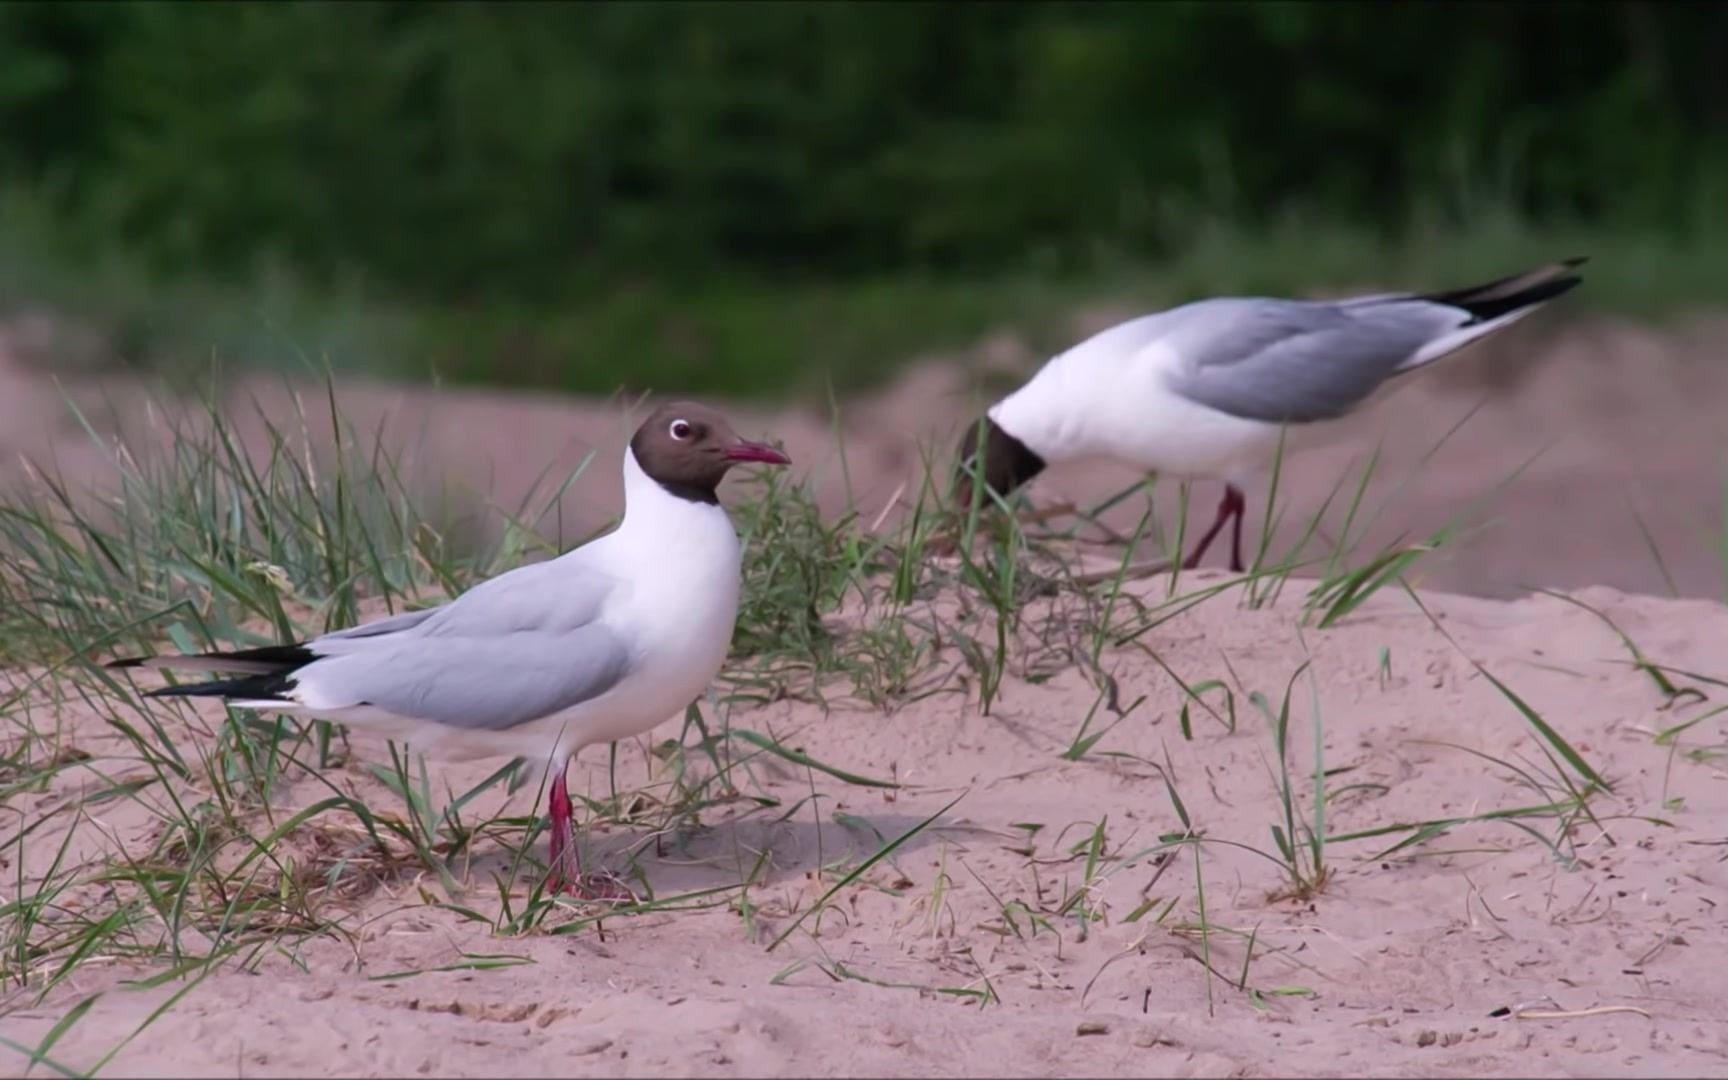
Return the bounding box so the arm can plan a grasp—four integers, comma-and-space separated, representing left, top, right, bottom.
669, 419, 693, 441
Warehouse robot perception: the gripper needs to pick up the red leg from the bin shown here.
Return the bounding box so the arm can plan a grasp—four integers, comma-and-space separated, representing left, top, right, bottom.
1182, 485, 1247, 572
544, 768, 580, 895
541, 767, 636, 902
1226, 485, 1246, 573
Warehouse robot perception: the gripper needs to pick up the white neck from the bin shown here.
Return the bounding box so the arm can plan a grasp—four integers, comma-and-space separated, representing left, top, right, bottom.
986, 315, 1172, 466
988, 369, 1081, 464
612, 447, 735, 539
596, 448, 743, 653
566, 447, 743, 623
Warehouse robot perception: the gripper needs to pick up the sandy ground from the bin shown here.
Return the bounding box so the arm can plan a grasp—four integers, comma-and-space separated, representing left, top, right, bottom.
3, 311, 1728, 1077
4, 575, 1726, 1077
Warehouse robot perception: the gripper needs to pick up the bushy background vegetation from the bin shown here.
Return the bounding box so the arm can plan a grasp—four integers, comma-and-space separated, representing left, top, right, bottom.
2, 1, 1724, 395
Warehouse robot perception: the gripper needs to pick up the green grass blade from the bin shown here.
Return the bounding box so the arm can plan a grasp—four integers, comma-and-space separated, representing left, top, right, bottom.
727, 729, 899, 788
768, 793, 963, 951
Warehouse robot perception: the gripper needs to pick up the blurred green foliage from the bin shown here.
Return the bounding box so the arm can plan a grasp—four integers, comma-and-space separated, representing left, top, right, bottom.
1, 1, 1724, 394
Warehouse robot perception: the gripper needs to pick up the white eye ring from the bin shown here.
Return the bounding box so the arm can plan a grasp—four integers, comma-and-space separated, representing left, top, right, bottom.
669, 419, 693, 441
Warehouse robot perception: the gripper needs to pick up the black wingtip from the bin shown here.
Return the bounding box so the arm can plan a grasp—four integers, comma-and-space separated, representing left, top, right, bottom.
141, 684, 200, 700
109, 645, 314, 703
105, 644, 316, 673
1422, 257, 1589, 324
1467, 274, 1584, 323
141, 671, 297, 702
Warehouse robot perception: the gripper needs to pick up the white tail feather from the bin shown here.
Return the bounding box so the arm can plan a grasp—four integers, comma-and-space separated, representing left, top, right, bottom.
230, 698, 302, 711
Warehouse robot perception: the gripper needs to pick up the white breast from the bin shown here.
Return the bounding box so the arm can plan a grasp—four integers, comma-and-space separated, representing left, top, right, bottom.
991, 335, 1282, 483
540, 452, 743, 755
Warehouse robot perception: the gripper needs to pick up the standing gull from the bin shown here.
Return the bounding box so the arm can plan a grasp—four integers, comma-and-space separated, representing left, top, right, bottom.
110, 402, 790, 897
954, 258, 1587, 571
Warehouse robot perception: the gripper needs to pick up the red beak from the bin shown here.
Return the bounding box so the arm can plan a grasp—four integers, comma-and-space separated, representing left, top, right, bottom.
722, 440, 792, 466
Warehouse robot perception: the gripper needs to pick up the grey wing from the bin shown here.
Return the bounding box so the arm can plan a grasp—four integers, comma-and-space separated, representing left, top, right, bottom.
308, 556, 616, 656
296, 624, 632, 730
418, 557, 615, 636
1162, 298, 1460, 423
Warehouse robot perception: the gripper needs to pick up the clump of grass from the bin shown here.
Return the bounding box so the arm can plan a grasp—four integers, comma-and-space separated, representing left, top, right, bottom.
728, 466, 864, 670
0, 370, 573, 1013
1249, 656, 1330, 902
0, 377, 497, 670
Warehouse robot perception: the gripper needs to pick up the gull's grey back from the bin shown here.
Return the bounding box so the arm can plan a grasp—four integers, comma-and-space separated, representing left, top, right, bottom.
294, 552, 631, 730
314, 556, 615, 654
1157, 297, 1459, 424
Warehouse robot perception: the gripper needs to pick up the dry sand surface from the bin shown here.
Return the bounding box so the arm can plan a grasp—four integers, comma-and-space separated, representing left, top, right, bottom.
2, 312, 1727, 1077
5, 576, 1726, 1077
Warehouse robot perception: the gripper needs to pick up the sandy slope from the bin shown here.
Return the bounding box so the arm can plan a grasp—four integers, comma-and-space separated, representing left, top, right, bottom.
3, 311, 1726, 602
5, 576, 1726, 1078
